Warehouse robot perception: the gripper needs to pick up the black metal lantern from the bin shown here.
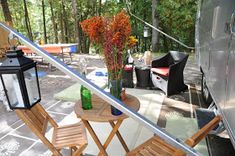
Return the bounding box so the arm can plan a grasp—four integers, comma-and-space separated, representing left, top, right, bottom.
143, 25, 150, 38
0, 49, 41, 109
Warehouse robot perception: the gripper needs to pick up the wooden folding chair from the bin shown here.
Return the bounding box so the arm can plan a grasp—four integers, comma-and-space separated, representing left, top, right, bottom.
15, 103, 87, 156
127, 115, 222, 156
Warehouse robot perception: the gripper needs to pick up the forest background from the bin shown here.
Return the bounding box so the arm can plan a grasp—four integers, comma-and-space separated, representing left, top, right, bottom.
0, 0, 197, 53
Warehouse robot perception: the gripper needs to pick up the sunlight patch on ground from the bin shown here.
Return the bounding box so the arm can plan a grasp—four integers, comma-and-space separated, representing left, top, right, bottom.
47, 75, 71, 79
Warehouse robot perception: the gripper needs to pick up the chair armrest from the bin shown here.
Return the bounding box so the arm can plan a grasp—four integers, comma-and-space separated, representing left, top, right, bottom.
151, 53, 172, 68
166, 55, 189, 96
185, 115, 222, 147
168, 58, 186, 75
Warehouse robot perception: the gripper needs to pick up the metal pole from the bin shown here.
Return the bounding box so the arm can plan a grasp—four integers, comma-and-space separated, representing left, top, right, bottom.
0, 22, 200, 156
144, 37, 147, 51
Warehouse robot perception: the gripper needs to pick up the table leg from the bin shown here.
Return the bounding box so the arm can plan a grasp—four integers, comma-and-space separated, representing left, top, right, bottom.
81, 119, 108, 156
98, 119, 129, 156
69, 52, 72, 62
109, 121, 130, 152
61, 47, 65, 62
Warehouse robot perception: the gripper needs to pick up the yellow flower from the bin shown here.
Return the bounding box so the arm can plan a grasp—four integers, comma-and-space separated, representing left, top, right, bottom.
127, 36, 138, 48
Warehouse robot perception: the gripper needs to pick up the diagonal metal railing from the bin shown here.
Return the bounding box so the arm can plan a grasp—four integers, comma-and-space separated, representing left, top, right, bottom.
125, 0, 195, 50
0, 22, 199, 156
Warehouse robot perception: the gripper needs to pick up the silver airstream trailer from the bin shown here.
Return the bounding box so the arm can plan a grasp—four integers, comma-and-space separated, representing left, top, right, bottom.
196, 0, 235, 148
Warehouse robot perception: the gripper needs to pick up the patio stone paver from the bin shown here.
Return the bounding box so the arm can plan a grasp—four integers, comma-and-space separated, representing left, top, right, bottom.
20, 142, 51, 156
0, 135, 35, 156
0, 99, 76, 156
0, 53, 233, 156
10, 124, 39, 141
47, 101, 76, 115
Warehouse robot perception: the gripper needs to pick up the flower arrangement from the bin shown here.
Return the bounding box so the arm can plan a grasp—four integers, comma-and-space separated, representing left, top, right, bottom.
80, 10, 136, 81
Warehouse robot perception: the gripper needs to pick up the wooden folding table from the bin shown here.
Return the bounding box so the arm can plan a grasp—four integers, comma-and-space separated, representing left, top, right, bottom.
74, 94, 140, 156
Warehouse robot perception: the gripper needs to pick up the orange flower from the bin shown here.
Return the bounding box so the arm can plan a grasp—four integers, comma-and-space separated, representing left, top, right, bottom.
80, 16, 106, 44
80, 10, 132, 80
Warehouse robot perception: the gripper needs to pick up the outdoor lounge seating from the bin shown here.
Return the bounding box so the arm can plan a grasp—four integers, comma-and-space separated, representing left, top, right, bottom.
15, 103, 88, 156
127, 115, 222, 156
151, 51, 189, 96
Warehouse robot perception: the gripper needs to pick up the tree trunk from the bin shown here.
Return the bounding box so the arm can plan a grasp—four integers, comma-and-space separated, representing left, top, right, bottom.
59, 9, 64, 43
151, 0, 159, 52
98, 0, 102, 16
0, 0, 13, 26
162, 27, 169, 53
85, 37, 90, 54
72, 0, 80, 52
42, 0, 47, 44
79, 14, 85, 53
23, 0, 33, 41
132, 7, 139, 52
49, 0, 58, 43
92, 0, 96, 16
61, 0, 68, 43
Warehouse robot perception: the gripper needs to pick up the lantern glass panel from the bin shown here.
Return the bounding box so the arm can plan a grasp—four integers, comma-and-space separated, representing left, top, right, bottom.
23, 67, 40, 106
144, 31, 148, 37
2, 74, 24, 107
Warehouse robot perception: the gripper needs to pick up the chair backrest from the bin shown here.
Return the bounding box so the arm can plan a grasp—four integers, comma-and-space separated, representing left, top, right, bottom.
169, 51, 188, 64
15, 103, 61, 155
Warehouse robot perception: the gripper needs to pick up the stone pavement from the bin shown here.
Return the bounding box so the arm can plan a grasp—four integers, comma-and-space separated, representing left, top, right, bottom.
0, 53, 234, 156
0, 88, 164, 156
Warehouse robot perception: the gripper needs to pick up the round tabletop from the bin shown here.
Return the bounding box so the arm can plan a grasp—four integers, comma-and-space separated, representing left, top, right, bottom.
74, 94, 140, 122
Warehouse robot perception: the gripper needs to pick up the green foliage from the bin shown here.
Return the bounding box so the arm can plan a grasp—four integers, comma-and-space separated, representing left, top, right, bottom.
128, 0, 152, 52
0, 0, 197, 53
157, 0, 198, 51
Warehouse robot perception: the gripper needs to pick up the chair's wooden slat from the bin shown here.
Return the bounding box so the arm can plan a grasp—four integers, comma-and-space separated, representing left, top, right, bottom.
151, 137, 175, 154
57, 126, 82, 133
148, 142, 168, 156
149, 142, 171, 156
35, 103, 58, 128
139, 149, 153, 156
24, 110, 44, 133
56, 134, 84, 142
55, 136, 84, 143
31, 105, 45, 123
58, 122, 82, 129
56, 129, 82, 137
41, 116, 49, 135
145, 146, 162, 156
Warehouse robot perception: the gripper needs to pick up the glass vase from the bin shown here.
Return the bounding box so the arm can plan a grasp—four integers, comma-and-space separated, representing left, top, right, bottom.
110, 80, 123, 116
80, 85, 92, 110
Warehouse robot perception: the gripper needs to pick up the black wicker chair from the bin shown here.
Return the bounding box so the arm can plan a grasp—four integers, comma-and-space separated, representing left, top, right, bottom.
151, 51, 189, 96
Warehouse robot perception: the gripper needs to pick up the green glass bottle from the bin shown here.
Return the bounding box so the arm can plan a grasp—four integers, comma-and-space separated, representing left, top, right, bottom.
80, 73, 92, 110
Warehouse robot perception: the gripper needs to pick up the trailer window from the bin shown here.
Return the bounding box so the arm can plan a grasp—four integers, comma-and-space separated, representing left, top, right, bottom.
212, 6, 221, 39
